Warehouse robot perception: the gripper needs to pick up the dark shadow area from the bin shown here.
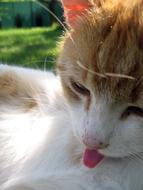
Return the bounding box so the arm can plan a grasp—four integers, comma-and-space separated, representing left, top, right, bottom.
14, 14, 23, 28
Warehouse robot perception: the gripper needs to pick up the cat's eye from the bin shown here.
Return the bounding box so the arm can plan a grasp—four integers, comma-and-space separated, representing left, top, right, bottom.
70, 80, 90, 96
121, 106, 143, 119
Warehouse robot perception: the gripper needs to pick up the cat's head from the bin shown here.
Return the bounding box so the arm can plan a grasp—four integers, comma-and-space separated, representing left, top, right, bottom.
57, 0, 143, 158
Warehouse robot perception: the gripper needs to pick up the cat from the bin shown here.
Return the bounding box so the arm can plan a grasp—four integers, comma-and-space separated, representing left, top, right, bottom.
1, 0, 143, 189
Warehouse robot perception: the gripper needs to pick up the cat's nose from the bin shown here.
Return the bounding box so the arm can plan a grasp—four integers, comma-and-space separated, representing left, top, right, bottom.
83, 136, 109, 150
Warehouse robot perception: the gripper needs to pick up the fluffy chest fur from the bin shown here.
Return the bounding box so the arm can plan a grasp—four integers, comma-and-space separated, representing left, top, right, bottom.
1, 0, 143, 189
0, 65, 142, 190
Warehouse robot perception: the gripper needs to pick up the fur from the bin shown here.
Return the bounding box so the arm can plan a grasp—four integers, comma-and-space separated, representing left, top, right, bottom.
1, 0, 143, 189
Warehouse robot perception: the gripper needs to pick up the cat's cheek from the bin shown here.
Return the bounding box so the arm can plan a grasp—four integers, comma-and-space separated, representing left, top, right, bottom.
101, 117, 143, 157
69, 105, 88, 140
73, 113, 87, 137
84, 95, 91, 111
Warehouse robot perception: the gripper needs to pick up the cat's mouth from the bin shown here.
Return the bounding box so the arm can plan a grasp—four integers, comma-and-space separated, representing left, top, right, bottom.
83, 148, 104, 168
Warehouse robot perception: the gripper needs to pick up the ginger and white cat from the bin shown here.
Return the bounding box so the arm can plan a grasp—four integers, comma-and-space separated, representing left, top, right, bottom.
1, 0, 143, 189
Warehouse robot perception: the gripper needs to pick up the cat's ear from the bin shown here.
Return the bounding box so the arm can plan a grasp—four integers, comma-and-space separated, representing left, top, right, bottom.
61, 0, 93, 28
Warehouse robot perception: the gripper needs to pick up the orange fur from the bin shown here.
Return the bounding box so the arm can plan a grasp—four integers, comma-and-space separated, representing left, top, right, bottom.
57, 0, 143, 105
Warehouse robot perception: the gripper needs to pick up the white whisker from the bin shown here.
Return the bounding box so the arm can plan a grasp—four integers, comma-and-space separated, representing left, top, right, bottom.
35, 0, 68, 33
77, 61, 136, 80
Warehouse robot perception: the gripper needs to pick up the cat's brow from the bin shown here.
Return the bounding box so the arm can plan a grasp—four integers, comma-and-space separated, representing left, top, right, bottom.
77, 61, 136, 80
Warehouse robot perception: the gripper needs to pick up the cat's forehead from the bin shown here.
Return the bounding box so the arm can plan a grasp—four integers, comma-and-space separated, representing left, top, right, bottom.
58, 0, 143, 104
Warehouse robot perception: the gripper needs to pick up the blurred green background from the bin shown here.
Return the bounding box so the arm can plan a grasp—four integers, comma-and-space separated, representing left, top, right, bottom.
0, 0, 64, 70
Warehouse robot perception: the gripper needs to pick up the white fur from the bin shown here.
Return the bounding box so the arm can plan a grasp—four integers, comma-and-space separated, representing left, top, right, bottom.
0, 64, 143, 190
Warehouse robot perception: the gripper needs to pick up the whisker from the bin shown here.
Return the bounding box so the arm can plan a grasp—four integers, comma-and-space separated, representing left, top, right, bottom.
105, 73, 135, 80
77, 61, 106, 78
36, 1, 136, 81
35, 0, 68, 32
35, 0, 80, 61
127, 152, 143, 166
27, 59, 55, 64
44, 56, 48, 72
22, 59, 56, 70
77, 61, 136, 80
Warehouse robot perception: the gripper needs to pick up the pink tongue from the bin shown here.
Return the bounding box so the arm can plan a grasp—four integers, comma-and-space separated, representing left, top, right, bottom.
83, 149, 104, 168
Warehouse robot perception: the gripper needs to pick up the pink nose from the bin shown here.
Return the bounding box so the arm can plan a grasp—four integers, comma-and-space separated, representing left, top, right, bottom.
83, 136, 109, 150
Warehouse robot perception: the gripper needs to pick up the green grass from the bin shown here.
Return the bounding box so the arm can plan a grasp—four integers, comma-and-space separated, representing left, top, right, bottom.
0, 24, 63, 69
1, 0, 36, 2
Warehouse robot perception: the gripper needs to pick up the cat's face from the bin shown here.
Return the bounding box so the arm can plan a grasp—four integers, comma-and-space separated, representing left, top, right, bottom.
58, 0, 143, 158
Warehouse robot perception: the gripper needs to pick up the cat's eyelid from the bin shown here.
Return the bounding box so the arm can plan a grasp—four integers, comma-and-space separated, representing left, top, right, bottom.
121, 106, 143, 119
70, 79, 90, 96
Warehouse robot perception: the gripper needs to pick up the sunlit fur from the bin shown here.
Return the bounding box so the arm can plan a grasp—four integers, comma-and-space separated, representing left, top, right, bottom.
58, 0, 143, 157
1, 0, 143, 189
